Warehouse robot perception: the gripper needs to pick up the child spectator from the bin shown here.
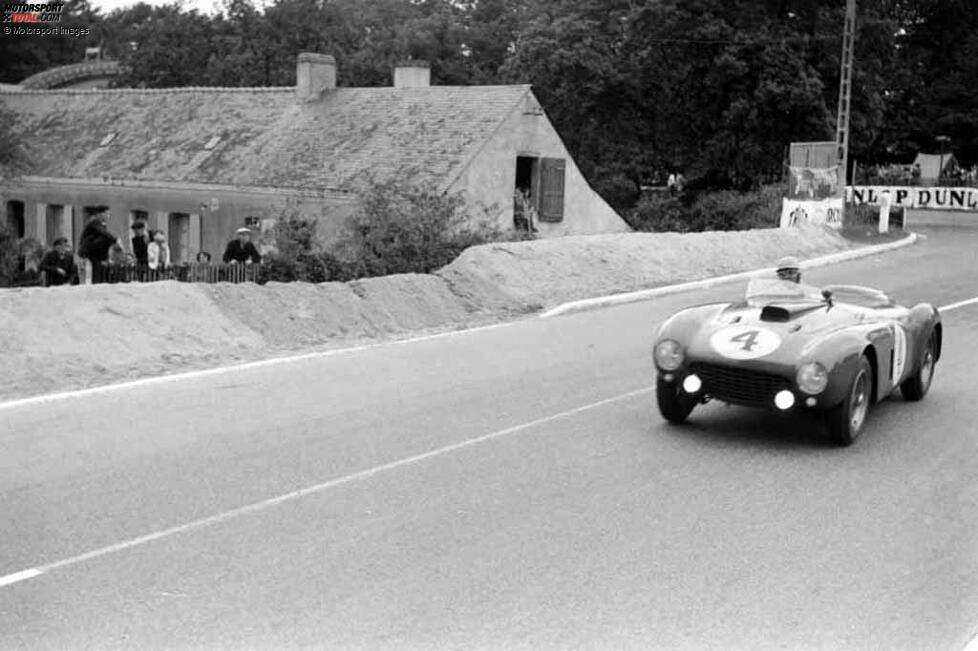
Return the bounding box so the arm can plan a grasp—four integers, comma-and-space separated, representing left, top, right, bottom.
147, 230, 171, 276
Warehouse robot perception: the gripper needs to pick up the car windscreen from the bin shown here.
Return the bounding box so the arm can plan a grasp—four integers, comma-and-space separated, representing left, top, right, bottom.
745, 278, 824, 305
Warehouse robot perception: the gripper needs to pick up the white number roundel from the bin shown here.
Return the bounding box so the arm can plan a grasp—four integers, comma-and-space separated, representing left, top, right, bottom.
710, 325, 783, 360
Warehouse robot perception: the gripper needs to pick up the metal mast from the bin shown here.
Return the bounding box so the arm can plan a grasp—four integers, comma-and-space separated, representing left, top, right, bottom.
835, 0, 857, 222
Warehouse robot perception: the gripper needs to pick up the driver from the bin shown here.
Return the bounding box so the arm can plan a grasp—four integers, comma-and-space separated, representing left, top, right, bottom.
776, 256, 802, 283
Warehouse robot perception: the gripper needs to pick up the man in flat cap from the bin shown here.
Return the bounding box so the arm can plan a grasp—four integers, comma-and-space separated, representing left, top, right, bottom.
776, 256, 802, 284
222, 227, 262, 265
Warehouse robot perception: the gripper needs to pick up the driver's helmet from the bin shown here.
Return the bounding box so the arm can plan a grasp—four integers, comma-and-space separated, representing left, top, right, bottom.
776, 256, 802, 283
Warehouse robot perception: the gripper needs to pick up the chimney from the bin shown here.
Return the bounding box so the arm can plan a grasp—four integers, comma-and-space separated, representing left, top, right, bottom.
296, 52, 336, 101
393, 60, 430, 88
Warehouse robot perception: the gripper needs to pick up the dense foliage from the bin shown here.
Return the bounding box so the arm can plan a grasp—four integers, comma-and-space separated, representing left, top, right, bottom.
628, 186, 783, 233
2, 0, 976, 213
263, 180, 529, 282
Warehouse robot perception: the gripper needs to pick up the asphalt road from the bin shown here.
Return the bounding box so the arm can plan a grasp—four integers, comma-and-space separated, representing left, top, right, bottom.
2, 223, 978, 650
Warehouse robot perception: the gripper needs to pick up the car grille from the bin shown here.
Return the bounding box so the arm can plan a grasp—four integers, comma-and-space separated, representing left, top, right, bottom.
690, 362, 793, 408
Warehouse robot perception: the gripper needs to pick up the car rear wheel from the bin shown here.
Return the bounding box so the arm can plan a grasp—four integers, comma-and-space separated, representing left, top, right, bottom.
901, 331, 937, 401
826, 356, 873, 446
656, 375, 696, 424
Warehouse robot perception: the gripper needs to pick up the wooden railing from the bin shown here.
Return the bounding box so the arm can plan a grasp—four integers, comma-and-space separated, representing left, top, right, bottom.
92, 262, 265, 285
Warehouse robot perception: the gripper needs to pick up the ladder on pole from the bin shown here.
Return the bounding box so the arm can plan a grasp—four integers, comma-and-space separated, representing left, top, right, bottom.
836, 0, 857, 222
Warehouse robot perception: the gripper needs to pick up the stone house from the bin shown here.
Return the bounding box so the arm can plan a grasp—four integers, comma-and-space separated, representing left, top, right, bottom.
0, 52, 629, 264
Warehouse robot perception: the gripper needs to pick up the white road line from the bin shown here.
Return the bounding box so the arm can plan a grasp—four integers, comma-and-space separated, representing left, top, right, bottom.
941, 297, 978, 312
0, 568, 43, 587
0, 386, 654, 589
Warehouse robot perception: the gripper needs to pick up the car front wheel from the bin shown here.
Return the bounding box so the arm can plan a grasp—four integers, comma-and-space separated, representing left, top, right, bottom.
826, 356, 873, 446
656, 375, 696, 424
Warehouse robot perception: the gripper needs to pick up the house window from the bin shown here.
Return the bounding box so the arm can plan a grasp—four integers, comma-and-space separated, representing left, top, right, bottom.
6, 200, 25, 238
538, 158, 566, 223
167, 212, 194, 264
45, 204, 71, 245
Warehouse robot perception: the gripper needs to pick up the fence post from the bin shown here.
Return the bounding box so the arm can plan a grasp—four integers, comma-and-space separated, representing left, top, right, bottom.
878, 192, 891, 234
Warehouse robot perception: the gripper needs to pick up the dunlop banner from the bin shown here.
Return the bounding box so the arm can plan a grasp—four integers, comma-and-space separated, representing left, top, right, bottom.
847, 186, 978, 211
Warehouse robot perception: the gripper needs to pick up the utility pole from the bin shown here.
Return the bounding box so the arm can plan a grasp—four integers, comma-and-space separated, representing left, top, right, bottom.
835, 0, 856, 223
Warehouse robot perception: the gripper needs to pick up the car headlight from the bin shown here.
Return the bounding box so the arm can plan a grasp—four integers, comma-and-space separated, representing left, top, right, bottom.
796, 362, 828, 395
654, 339, 684, 371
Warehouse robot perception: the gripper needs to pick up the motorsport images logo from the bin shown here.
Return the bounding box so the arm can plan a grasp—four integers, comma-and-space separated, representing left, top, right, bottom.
3, 1, 90, 35
3, 1, 64, 22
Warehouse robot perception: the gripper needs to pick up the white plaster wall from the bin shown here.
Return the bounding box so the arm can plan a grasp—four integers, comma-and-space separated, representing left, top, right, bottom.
450, 93, 631, 237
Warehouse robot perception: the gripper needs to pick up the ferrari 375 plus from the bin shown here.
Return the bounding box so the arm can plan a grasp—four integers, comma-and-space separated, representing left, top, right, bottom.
652, 278, 942, 445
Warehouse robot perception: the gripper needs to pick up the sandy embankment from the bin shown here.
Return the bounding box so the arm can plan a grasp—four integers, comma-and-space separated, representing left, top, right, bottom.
1, 226, 860, 401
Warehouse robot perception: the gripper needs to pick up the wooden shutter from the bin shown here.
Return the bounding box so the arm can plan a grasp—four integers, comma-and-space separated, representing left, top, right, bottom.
539, 158, 566, 222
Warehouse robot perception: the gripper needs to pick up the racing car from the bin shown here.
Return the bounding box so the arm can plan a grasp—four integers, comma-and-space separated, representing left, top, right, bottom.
652, 277, 942, 445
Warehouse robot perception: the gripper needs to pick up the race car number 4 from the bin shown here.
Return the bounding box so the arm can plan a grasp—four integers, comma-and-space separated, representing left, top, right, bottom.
710, 325, 783, 360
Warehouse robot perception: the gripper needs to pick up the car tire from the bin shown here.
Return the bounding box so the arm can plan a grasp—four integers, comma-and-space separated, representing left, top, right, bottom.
656, 375, 696, 424
901, 330, 937, 402
826, 356, 874, 446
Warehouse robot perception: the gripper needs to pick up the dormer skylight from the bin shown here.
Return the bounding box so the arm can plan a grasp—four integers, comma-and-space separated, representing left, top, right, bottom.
99, 132, 117, 147
204, 136, 221, 150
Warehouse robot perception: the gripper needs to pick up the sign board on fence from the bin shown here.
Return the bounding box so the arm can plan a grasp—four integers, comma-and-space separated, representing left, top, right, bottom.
780, 197, 843, 229
848, 186, 978, 211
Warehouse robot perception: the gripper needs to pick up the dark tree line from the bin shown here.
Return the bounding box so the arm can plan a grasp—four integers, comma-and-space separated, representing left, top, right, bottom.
1, 0, 976, 211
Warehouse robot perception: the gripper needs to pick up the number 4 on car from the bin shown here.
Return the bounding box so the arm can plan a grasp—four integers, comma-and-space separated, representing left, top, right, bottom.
652, 278, 942, 446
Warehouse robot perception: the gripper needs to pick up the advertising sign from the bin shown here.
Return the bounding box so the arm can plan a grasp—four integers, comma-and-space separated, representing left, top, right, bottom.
780, 197, 843, 229
848, 186, 978, 211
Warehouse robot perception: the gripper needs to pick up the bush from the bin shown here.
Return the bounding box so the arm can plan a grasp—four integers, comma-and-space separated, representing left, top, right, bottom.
626, 185, 782, 232
593, 171, 641, 213
333, 179, 526, 278
260, 211, 331, 284
844, 202, 879, 227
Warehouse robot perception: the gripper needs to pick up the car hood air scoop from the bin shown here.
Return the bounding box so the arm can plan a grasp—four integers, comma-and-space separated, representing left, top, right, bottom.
759, 303, 823, 322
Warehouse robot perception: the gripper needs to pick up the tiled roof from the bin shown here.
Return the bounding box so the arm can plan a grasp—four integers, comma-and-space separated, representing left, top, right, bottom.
0, 84, 532, 191
19, 60, 123, 89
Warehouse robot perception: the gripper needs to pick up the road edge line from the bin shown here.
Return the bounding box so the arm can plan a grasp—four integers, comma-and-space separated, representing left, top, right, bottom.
541, 232, 919, 319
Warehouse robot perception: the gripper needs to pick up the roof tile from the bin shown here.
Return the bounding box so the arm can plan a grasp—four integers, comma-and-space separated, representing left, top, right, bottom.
1, 85, 531, 191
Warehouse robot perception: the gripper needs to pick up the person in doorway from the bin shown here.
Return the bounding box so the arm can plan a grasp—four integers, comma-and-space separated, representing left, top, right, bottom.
38, 237, 78, 286
222, 227, 262, 264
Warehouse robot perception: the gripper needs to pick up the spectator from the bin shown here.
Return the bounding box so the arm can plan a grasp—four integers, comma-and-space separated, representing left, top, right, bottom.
222, 227, 262, 265
38, 237, 77, 286
77, 209, 122, 284
130, 221, 149, 276
190, 251, 213, 282
147, 230, 170, 275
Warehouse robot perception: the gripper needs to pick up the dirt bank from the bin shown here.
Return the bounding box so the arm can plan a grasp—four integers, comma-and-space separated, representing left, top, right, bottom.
0, 226, 874, 402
